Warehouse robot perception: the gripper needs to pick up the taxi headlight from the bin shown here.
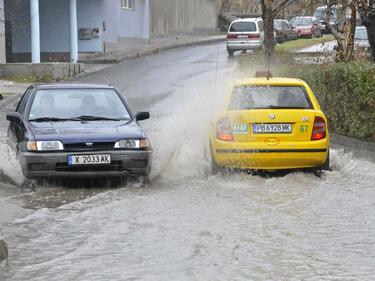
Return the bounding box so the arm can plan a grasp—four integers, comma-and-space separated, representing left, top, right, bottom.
27, 141, 64, 151
114, 139, 149, 149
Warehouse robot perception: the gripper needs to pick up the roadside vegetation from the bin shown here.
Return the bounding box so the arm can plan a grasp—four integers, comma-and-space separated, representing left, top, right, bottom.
239, 52, 375, 142
275, 35, 335, 52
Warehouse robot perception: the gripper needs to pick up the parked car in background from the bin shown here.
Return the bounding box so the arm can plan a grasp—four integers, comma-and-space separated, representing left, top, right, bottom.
226, 18, 265, 55
354, 26, 370, 50
290, 16, 322, 38
274, 19, 298, 43
313, 6, 342, 33
6, 84, 152, 181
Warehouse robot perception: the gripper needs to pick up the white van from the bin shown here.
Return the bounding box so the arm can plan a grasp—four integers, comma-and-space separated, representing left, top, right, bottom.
226, 18, 265, 55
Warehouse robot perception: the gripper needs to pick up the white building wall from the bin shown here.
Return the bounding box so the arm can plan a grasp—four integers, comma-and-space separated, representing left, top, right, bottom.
6, 0, 103, 57
150, 0, 218, 35
103, 0, 148, 41
0, 0, 5, 63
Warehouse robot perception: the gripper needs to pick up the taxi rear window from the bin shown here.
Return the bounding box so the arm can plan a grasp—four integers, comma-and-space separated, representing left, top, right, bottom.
229, 86, 313, 110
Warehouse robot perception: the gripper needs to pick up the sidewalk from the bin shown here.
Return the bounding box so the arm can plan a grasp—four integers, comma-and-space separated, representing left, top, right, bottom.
79, 34, 226, 64
0, 80, 29, 110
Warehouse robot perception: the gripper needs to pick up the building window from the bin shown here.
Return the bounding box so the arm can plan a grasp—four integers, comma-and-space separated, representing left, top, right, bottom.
121, 0, 134, 10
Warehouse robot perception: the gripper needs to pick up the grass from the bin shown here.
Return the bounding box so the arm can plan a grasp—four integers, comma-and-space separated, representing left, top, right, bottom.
0, 75, 53, 83
275, 34, 335, 52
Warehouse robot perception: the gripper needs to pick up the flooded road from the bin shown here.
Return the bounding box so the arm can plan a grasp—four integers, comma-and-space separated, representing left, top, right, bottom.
1, 43, 375, 280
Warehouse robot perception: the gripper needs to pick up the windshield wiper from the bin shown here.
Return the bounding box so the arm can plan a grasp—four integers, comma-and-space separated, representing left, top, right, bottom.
75, 115, 125, 121
29, 117, 80, 122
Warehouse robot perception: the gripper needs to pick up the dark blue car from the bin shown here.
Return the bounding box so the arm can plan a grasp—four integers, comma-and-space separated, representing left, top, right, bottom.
6, 84, 152, 179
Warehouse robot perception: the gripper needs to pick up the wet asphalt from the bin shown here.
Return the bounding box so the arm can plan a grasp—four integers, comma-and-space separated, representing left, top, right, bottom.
1, 42, 375, 280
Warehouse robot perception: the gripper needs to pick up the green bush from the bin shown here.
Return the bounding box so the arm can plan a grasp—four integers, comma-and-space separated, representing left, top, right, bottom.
278, 61, 375, 142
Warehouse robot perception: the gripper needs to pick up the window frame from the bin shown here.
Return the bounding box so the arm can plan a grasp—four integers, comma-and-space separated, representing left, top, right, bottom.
121, 0, 135, 10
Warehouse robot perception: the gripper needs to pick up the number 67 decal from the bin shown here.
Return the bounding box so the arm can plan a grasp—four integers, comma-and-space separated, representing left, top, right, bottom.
300, 125, 309, 133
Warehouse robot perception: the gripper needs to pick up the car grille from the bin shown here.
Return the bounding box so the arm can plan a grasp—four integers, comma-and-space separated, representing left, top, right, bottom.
55, 161, 123, 172
64, 142, 116, 152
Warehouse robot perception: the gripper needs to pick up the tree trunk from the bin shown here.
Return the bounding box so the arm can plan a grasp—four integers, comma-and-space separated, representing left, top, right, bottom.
344, 5, 357, 61
364, 14, 375, 60
261, 2, 275, 68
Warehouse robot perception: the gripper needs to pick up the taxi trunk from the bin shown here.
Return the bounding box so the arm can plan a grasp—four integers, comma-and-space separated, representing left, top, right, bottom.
228, 109, 316, 143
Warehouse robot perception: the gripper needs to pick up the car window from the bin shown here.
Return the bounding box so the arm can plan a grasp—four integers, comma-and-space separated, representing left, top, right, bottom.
28, 88, 131, 120
258, 21, 263, 32
16, 87, 33, 114
229, 86, 313, 110
274, 21, 282, 29
355, 28, 368, 40
230, 22, 257, 32
291, 18, 313, 27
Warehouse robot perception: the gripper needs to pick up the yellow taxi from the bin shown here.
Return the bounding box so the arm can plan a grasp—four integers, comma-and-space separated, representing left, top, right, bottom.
209, 76, 330, 172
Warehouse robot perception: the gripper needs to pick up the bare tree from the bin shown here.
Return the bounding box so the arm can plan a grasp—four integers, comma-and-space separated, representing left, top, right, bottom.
357, 0, 375, 60
260, 0, 298, 66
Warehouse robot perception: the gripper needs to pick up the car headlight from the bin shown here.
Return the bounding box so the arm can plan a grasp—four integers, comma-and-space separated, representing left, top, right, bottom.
114, 139, 150, 149
27, 141, 64, 151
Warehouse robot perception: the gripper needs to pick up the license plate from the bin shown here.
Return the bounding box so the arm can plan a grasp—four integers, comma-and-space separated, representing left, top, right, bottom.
238, 35, 248, 38
253, 124, 292, 134
68, 154, 111, 166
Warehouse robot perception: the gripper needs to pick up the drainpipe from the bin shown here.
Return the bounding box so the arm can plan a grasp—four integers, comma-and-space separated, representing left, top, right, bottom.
70, 0, 78, 63
30, 0, 40, 63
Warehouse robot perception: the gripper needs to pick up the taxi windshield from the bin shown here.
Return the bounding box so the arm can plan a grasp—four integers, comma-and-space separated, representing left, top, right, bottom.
229, 86, 313, 110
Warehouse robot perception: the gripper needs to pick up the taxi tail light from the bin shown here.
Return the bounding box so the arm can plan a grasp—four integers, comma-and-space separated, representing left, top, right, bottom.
311, 116, 326, 141
216, 117, 233, 141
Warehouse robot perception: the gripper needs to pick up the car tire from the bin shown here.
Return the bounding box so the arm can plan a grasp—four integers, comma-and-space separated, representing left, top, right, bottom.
227, 49, 235, 56
209, 144, 220, 175
320, 150, 330, 171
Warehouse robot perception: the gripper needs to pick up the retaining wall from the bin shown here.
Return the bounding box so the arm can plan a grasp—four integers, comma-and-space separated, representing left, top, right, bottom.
0, 63, 85, 80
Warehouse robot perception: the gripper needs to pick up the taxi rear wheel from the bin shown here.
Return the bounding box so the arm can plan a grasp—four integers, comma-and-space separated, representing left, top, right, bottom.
209, 144, 220, 174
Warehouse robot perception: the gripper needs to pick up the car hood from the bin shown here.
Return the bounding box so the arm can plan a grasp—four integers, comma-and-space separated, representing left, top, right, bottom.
29, 120, 145, 143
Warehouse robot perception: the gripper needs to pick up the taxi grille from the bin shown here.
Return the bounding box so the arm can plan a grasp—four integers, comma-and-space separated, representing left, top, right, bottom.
55, 161, 123, 172
64, 142, 116, 152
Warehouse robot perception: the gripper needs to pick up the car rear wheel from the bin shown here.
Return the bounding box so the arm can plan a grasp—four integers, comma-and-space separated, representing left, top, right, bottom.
227, 49, 235, 56
209, 144, 220, 174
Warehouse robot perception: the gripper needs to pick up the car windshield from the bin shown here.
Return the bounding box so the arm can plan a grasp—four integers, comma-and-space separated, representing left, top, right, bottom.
230, 22, 257, 32
274, 20, 283, 28
291, 18, 313, 27
355, 28, 368, 40
229, 86, 313, 110
28, 88, 131, 121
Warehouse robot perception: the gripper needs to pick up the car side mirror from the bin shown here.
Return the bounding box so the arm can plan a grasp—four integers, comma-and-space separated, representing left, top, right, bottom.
6, 112, 22, 124
135, 111, 150, 121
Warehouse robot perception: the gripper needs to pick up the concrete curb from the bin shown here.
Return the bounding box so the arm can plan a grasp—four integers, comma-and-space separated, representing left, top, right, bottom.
79, 36, 226, 64
331, 134, 375, 160
0, 233, 8, 262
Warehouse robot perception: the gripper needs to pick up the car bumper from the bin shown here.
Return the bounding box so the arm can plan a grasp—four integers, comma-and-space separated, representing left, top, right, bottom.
211, 138, 329, 170
20, 150, 152, 178
227, 40, 263, 50
298, 31, 313, 37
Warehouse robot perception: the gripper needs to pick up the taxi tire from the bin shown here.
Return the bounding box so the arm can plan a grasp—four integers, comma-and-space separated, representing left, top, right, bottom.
313, 150, 330, 174
321, 150, 330, 171
209, 144, 220, 174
